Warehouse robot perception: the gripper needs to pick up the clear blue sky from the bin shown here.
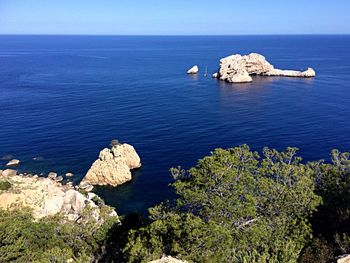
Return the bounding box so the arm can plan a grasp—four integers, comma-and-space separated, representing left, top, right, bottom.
0, 0, 349, 35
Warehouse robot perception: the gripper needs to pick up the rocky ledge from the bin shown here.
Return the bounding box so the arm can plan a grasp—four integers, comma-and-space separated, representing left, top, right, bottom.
213, 53, 316, 83
80, 142, 141, 187
0, 170, 118, 222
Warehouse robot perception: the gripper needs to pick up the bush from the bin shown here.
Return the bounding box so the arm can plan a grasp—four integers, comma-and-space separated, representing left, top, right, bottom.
0, 207, 120, 262
110, 139, 121, 148
0, 181, 12, 191
299, 238, 335, 263
124, 145, 322, 263
308, 150, 350, 257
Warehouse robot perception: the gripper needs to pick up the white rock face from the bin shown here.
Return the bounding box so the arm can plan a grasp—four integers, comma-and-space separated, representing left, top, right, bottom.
187, 65, 199, 74
2, 169, 17, 177
217, 53, 316, 83
0, 173, 118, 221
6, 159, 20, 166
81, 143, 141, 187
149, 256, 187, 263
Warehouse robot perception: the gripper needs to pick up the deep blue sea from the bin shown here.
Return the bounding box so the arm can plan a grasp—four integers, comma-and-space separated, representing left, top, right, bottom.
1, 35, 350, 215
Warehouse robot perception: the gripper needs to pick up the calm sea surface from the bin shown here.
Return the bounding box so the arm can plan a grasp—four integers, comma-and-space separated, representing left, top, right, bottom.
1, 35, 350, 215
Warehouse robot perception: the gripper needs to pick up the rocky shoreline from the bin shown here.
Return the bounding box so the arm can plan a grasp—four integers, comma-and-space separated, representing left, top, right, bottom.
0, 140, 141, 223
0, 169, 118, 223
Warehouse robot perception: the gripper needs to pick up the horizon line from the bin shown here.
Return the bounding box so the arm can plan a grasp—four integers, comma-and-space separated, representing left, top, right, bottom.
0, 33, 350, 37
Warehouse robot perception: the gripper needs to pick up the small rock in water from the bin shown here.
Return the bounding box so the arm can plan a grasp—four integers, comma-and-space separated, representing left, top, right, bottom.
2, 169, 17, 177
6, 159, 20, 166
33, 156, 44, 161
48, 172, 57, 179
1, 154, 14, 160
56, 176, 64, 182
187, 65, 199, 74
65, 172, 74, 177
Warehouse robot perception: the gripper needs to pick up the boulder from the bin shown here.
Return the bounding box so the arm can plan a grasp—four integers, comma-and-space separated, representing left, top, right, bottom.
187, 65, 199, 74
212, 72, 219, 78
149, 256, 187, 263
2, 169, 17, 177
65, 172, 74, 177
338, 255, 350, 263
217, 53, 316, 83
55, 176, 64, 182
6, 159, 20, 166
80, 143, 141, 187
48, 172, 57, 179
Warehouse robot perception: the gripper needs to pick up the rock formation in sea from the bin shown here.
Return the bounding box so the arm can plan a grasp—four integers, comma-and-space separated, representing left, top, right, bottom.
0, 170, 118, 222
213, 53, 316, 83
187, 65, 199, 74
80, 143, 141, 187
6, 159, 20, 166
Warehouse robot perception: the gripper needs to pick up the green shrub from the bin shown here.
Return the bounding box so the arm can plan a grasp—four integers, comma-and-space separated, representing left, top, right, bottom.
0, 206, 119, 262
299, 238, 335, 263
110, 139, 122, 148
124, 145, 322, 263
0, 181, 12, 191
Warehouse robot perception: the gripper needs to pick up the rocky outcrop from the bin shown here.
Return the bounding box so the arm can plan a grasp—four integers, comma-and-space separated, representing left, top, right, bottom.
187, 65, 199, 74
149, 256, 187, 263
215, 53, 316, 83
80, 143, 141, 187
0, 172, 118, 222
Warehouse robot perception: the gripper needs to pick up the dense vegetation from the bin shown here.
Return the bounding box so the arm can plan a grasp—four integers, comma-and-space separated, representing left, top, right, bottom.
1, 145, 350, 262
0, 206, 119, 262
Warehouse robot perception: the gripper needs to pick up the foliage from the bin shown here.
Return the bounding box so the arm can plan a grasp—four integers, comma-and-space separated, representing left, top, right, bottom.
124, 145, 322, 263
304, 149, 350, 258
0, 206, 118, 263
0, 181, 12, 191
110, 139, 121, 148
2, 146, 350, 262
299, 238, 335, 263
